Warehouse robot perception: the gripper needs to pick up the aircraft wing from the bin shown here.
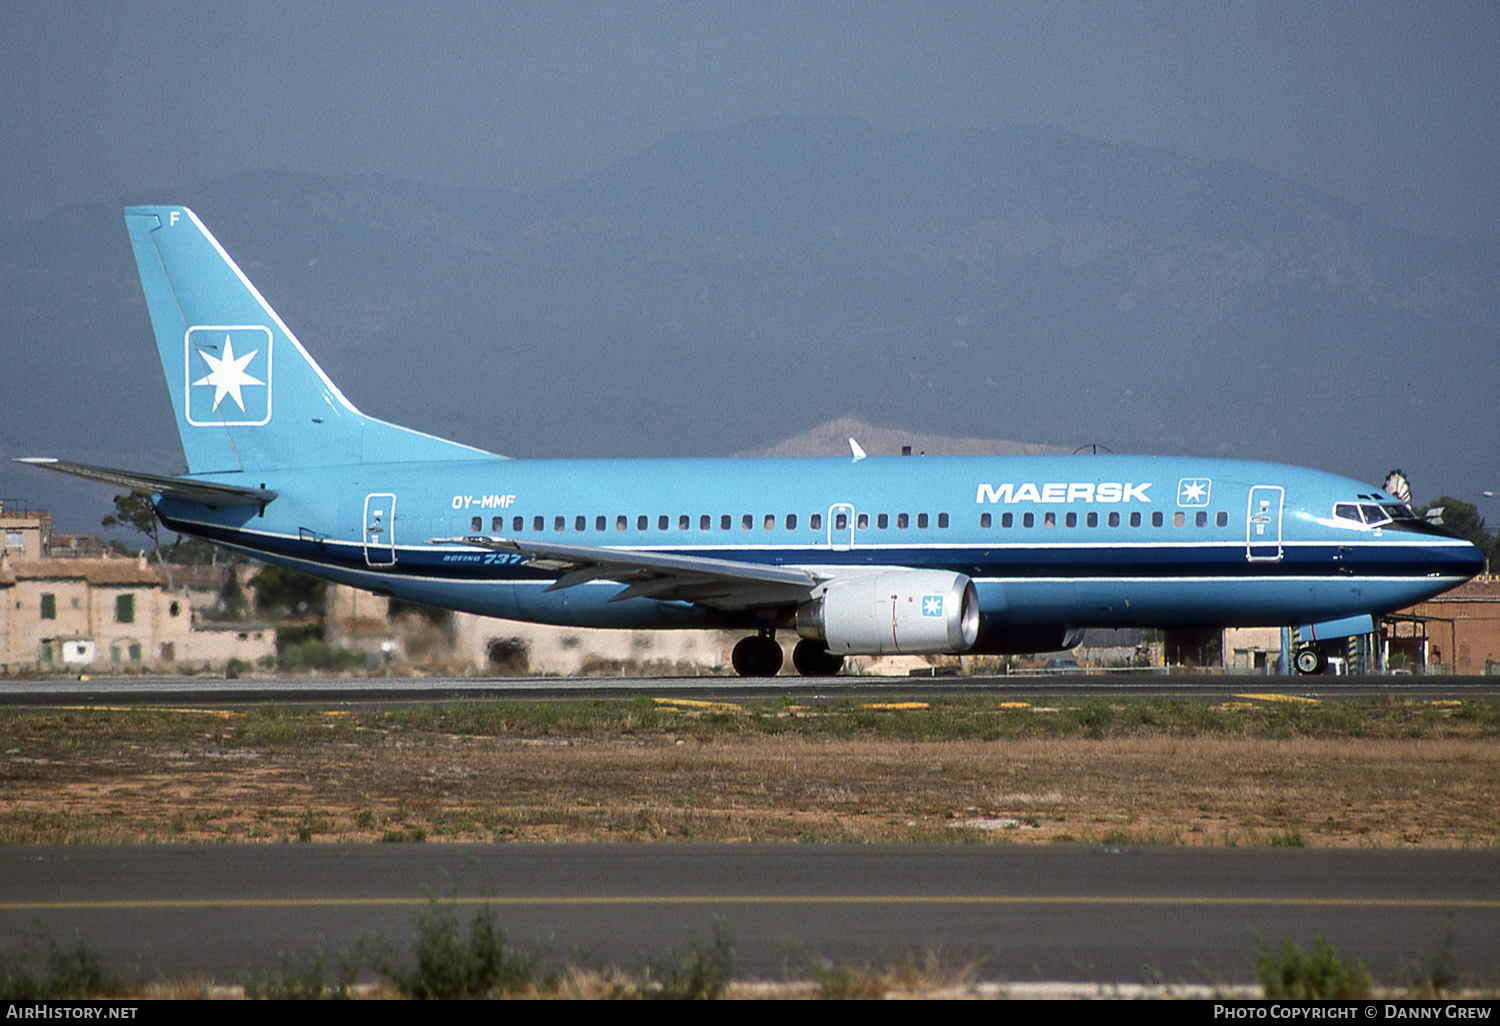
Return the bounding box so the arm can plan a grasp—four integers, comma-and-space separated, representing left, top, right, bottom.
430, 536, 823, 609
14, 458, 277, 508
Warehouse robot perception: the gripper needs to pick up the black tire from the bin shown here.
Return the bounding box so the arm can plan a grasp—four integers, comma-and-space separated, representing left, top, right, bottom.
792, 639, 845, 677
1294, 646, 1325, 675
731, 635, 783, 676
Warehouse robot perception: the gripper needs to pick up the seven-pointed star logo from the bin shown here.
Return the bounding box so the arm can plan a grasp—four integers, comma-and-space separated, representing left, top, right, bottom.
193, 334, 264, 411
922, 595, 943, 617
1177, 478, 1212, 507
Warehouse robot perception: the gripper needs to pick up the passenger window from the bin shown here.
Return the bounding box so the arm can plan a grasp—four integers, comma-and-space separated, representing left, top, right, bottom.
700, 514, 711, 530
1001, 512, 1013, 528
835, 513, 848, 530
1065, 512, 1077, 528
1195, 511, 1207, 528
1216, 511, 1228, 528
491, 516, 502, 532
980, 513, 992, 529
1086, 512, 1098, 528
1108, 512, 1121, 528
617, 515, 628, 531
1151, 512, 1164, 528
810, 513, 823, 531
897, 513, 909, 529
856, 513, 868, 530
637, 515, 648, 531
596, 516, 606, 531
533, 515, 544, 532
877, 513, 888, 529
742, 514, 753, 530
513, 516, 524, 532
766, 514, 777, 530
937, 513, 949, 528
1130, 512, 1142, 528
917, 513, 929, 529
658, 515, 669, 531
471, 516, 482, 532
1043, 512, 1056, 528
1173, 512, 1185, 527
721, 514, 731, 530
1022, 512, 1035, 528
786, 513, 798, 530
678, 515, 689, 530
554, 516, 566, 532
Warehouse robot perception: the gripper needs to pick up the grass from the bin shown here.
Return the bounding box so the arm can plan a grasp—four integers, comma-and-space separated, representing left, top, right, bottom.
4, 921, 1486, 999
0, 934, 128, 999
636, 916, 736, 1000
3, 697, 1499, 846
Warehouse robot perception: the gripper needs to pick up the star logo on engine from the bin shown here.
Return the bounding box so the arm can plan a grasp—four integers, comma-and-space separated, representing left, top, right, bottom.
922, 595, 943, 617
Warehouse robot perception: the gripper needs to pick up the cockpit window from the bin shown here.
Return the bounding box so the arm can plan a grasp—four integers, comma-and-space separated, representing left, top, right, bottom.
1334, 502, 1398, 528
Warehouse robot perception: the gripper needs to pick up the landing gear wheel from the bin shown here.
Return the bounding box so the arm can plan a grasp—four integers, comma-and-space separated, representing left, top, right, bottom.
792, 639, 845, 677
731, 635, 784, 677
1294, 645, 1327, 675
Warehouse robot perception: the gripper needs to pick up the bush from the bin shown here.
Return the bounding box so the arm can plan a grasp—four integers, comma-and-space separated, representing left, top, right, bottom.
0, 936, 125, 999
1255, 933, 1373, 999
278, 641, 365, 672
374, 903, 555, 999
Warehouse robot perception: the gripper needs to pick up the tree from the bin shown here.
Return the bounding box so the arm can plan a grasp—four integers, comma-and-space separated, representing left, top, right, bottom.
101, 493, 161, 556
248, 563, 327, 619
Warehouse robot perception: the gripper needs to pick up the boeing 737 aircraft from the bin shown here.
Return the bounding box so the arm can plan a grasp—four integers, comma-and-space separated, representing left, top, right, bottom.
20, 207, 1485, 675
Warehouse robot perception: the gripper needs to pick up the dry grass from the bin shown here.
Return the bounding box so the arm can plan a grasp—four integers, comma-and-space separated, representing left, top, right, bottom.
0, 699, 1497, 847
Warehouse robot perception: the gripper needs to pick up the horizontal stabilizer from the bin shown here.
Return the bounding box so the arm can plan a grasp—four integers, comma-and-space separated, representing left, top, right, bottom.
15, 458, 277, 508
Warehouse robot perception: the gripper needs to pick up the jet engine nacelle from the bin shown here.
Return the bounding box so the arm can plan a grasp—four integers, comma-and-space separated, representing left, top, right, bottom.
795, 570, 980, 655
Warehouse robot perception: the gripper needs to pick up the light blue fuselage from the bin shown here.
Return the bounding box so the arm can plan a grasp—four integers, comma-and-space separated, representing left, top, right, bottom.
157, 452, 1482, 644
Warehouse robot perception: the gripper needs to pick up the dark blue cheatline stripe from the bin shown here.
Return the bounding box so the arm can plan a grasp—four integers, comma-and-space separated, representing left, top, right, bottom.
159, 512, 1465, 585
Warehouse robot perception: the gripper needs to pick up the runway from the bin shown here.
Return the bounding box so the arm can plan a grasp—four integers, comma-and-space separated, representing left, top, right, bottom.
1, 673, 1496, 707
2, 845, 1496, 987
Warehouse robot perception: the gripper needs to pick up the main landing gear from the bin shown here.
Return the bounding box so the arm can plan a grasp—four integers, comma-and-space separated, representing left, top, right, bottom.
730, 632, 845, 677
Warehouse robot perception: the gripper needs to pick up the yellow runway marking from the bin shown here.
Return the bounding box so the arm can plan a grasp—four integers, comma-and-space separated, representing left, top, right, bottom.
1235, 693, 1321, 705
653, 698, 743, 713
52, 705, 247, 718
3, 895, 1496, 911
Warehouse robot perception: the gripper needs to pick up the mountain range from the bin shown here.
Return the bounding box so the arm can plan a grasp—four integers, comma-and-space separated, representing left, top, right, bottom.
2, 116, 1495, 532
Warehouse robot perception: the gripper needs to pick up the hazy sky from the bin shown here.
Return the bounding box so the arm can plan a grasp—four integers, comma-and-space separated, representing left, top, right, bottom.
4, 1, 1498, 240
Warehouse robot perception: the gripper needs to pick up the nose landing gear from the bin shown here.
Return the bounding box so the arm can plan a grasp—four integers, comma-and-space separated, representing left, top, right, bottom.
1294, 645, 1328, 675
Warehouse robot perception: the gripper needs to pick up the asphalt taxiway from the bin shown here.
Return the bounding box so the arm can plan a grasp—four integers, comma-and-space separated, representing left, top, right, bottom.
1, 845, 1496, 987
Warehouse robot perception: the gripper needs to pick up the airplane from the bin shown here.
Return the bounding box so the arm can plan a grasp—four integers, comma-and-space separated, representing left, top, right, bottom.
18, 206, 1485, 676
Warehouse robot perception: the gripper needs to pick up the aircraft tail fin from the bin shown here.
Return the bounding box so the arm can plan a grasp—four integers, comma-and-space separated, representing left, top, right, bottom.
124, 206, 495, 474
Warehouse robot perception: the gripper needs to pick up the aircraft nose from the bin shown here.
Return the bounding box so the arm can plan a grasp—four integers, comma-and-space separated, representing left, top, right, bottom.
1440, 538, 1487, 579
